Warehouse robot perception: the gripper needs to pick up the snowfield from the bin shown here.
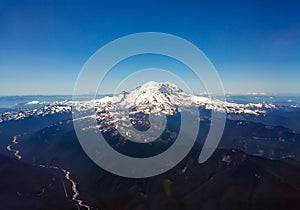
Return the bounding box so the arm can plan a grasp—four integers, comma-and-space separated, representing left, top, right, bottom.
0, 81, 278, 124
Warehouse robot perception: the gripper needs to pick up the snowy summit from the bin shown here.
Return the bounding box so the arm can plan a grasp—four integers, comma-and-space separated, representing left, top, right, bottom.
95, 81, 275, 116
0, 81, 277, 124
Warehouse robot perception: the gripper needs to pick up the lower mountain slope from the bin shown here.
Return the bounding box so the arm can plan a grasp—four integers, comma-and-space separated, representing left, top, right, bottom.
0, 154, 76, 210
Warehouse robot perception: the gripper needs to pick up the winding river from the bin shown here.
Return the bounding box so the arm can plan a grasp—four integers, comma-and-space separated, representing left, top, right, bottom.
6, 135, 22, 160
6, 135, 96, 210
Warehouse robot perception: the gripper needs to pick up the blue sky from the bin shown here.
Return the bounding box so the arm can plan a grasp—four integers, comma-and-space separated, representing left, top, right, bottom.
0, 0, 300, 95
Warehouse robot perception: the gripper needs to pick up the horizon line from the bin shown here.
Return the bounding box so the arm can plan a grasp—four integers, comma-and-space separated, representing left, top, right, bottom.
1, 92, 300, 97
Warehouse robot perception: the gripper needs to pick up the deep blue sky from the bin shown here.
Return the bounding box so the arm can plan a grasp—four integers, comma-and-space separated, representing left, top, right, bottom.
1, 0, 300, 95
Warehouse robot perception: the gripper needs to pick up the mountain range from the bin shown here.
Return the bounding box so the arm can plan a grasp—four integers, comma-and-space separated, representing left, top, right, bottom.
1, 81, 300, 209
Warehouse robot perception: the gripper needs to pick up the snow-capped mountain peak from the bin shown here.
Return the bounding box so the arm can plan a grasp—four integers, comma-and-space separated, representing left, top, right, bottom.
117, 81, 187, 113
97, 81, 215, 115
95, 81, 277, 117
0, 81, 279, 124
